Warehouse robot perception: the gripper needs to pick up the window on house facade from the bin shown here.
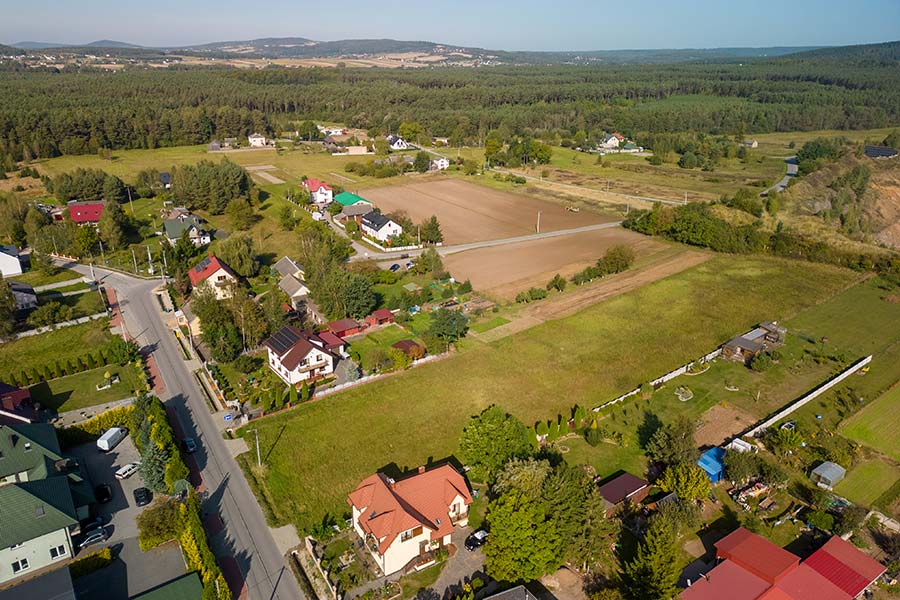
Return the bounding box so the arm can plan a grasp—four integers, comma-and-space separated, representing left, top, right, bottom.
50, 545, 66, 559
11, 558, 29, 573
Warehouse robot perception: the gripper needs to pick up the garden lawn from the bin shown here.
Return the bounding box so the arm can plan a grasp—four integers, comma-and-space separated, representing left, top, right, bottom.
470, 316, 510, 334
37, 289, 106, 319
835, 459, 900, 507
236, 255, 859, 531
10, 269, 81, 287
349, 325, 418, 373
27, 364, 141, 412
842, 384, 900, 461
0, 320, 113, 380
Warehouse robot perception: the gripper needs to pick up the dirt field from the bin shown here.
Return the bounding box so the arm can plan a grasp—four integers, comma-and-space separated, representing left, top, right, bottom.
361, 179, 611, 244
444, 227, 667, 300
695, 402, 759, 447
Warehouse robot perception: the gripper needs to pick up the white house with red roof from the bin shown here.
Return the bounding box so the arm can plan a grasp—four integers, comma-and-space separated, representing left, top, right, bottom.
188, 255, 237, 300
67, 200, 104, 225
348, 464, 473, 576
262, 326, 343, 385
303, 178, 333, 205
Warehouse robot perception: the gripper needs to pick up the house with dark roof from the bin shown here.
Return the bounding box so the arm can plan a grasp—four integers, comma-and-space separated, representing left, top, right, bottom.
9, 280, 37, 312
67, 200, 104, 224
722, 321, 786, 365
163, 211, 211, 247
596, 472, 649, 516
681, 527, 885, 600
0, 564, 76, 600
0, 423, 95, 584
348, 464, 473, 575
159, 172, 172, 190
391, 339, 425, 359
188, 255, 237, 300
361, 211, 403, 243
263, 326, 342, 385
387, 135, 409, 151
483, 587, 538, 600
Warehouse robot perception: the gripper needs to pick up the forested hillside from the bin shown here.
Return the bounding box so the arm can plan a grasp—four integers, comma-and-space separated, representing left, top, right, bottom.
1, 53, 899, 162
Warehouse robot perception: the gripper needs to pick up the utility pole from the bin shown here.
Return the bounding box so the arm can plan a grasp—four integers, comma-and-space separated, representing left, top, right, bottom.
126, 186, 135, 217
146, 245, 154, 275
131, 248, 138, 273
247, 429, 261, 467
536, 211, 541, 234
98, 238, 106, 265
89, 262, 96, 283
51, 233, 58, 256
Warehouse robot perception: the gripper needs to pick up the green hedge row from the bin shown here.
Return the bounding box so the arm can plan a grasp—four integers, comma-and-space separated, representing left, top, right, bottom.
2, 337, 141, 388
69, 547, 113, 579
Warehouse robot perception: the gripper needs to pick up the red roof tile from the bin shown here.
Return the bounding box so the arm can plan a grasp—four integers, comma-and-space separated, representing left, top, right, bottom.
188, 255, 236, 287
369, 308, 394, 321
328, 318, 360, 335
262, 326, 335, 371
773, 564, 850, 600
304, 178, 331, 192
318, 331, 345, 350
716, 528, 799, 584
68, 201, 104, 223
348, 465, 473, 555
681, 559, 771, 600
805, 536, 885, 597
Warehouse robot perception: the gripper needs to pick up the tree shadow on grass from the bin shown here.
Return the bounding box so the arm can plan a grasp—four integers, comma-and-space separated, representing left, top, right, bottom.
29, 381, 72, 412
637, 411, 662, 450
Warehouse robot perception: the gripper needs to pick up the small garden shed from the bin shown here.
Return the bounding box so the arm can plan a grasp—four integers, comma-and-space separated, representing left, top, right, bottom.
698, 447, 726, 483
810, 461, 846, 489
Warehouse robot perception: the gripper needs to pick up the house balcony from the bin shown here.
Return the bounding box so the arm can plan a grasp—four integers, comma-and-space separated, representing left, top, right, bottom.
297, 359, 329, 373
450, 511, 469, 526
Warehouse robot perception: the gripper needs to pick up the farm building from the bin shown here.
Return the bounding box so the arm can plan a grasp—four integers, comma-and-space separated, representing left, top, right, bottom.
596, 472, 649, 516
698, 447, 726, 483
681, 527, 885, 600
248, 133, 267, 147
334, 192, 372, 209
391, 339, 425, 359
365, 309, 395, 327
722, 321, 786, 365
810, 461, 846, 490
328, 318, 363, 338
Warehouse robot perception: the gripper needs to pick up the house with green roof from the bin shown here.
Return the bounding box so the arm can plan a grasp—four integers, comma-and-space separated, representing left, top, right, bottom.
0, 424, 94, 584
334, 192, 372, 208
163, 210, 211, 247
131, 571, 203, 600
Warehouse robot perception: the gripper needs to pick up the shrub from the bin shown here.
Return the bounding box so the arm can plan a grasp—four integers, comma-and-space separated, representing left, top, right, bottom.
69, 547, 113, 579
527, 287, 547, 301
750, 352, 774, 372
807, 509, 835, 532
584, 428, 605, 447
137, 498, 182, 550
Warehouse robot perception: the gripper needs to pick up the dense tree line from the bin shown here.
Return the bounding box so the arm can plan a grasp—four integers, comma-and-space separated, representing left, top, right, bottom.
624, 202, 900, 275
1, 58, 899, 161
172, 160, 254, 214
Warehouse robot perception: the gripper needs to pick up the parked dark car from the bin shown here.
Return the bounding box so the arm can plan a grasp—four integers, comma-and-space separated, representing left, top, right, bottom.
182, 438, 197, 453
400, 253, 410, 259
464, 529, 488, 551
389, 263, 401, 272
133, 487, 152, 507
94, 483, 113, 504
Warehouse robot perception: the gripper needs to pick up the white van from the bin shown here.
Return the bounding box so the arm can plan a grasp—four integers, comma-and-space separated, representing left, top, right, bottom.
115, 462, 140, 480
97, 427, 128, 452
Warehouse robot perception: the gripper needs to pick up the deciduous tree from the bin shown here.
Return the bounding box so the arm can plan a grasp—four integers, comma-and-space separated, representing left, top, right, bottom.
458, 405, 533, 481
483, 490, 561, 582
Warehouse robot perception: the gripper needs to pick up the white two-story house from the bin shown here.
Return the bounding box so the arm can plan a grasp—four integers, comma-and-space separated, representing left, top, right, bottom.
348, 465, 473, 576
360, 212, 403, 243
262, 326, 344, 385
303, 178, 333, 205
188, 255, 237, 300
0, 424, 94, 584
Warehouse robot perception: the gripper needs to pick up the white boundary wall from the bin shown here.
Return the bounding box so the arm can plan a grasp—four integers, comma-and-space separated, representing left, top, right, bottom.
742, 355, 872, 437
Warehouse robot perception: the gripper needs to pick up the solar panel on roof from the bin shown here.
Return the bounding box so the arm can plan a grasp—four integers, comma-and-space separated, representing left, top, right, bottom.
267, 327, 302, 355
864, 145, 898, 158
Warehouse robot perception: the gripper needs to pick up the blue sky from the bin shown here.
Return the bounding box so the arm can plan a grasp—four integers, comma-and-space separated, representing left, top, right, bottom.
2, 0, 899, 50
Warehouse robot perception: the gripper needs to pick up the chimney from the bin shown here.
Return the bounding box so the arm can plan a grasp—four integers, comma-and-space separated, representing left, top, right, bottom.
418, 466, 426, 474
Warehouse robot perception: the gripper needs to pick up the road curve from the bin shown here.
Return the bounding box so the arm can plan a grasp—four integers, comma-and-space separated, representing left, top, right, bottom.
57, 261, 303, 600
761, 156, 798, 196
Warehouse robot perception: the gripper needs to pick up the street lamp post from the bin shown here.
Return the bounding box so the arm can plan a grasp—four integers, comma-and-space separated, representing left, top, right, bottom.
246, 428, 261, 467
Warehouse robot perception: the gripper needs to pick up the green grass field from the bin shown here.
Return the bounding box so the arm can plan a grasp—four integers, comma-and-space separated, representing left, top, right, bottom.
349, 325, 419, 373
236, 255, 858, 531
835, 459, 900, 507
10, 269, 81, 287
470, 316, 510, 334
0, 320, 112, 378
28, 364, 141, 413
842, 384, 900, 461
37, 289, 106, 319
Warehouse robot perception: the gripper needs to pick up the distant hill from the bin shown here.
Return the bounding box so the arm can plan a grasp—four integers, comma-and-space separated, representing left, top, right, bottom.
85, 39, 144, 49
0, 44, 24, 55
784, 40, 900, 62
12, 41, 72, 49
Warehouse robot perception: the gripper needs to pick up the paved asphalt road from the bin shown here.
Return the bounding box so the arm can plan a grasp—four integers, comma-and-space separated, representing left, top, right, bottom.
762, 156, 798, 196
340, 219, 624, 263
59, 261, 303, 600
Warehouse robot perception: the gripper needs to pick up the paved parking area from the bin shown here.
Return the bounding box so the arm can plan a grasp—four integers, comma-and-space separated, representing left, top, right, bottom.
74, 537, 186, 600
69, 437, 152, 546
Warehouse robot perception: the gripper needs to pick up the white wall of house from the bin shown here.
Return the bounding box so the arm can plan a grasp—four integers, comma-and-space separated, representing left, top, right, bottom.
248, 134, 267, 147
0, 527, 72, 584
351, 505, 434, 576
430, 158, 450, 171
267, 347, 335, 386
362, 221, 403, 242
198, 269, 235, 300
0, 250, 22, 277
310, 187, 333, 204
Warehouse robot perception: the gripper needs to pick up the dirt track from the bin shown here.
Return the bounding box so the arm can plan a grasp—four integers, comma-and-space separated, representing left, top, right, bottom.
444, 227, 665, 300
361, 179, 611, 244
476, 250, 711, 342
